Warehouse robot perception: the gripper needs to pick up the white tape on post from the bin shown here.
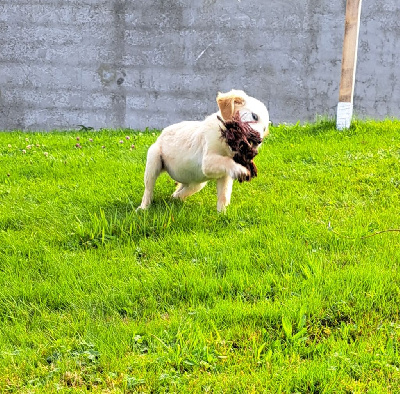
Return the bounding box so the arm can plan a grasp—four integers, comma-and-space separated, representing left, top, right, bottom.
337, 102, 353, 130
336, 0, 362, 130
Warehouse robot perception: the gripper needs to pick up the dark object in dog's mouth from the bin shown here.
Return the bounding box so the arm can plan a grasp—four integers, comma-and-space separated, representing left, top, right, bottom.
218, 113, 262, 182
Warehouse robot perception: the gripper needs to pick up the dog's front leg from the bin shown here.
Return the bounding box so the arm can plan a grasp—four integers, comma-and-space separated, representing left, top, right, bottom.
216, 176, 234, 212
202, 153, 249, 180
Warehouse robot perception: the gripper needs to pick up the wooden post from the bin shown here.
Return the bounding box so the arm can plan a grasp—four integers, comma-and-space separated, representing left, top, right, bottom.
336, 0, 363, 130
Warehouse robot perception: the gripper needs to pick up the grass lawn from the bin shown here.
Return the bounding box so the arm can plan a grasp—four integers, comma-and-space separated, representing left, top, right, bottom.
0, 120, 400, 392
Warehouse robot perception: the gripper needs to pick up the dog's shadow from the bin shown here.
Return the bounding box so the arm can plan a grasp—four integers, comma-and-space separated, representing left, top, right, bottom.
76, 197, 201, 247
81, 194, 250, 247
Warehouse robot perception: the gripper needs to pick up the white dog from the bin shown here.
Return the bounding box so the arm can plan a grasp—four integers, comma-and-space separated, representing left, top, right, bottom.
138, 90, 269, 212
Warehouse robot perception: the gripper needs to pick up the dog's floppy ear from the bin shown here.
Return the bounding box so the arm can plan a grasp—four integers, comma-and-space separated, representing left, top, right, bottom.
216, 90, 246, 121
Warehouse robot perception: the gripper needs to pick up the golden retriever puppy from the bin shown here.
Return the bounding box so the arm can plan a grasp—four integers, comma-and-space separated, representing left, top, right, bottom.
138, 89, 269, 212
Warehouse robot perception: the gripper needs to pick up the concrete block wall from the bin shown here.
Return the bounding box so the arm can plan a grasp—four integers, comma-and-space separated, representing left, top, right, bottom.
356, 2, 400, 118
0, 0, 399, 131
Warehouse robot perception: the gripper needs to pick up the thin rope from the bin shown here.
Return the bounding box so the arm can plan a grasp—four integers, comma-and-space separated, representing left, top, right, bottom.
328, 222, 400, 240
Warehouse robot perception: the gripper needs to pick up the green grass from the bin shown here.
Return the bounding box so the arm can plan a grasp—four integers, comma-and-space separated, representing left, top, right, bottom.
1, 120, 400, 392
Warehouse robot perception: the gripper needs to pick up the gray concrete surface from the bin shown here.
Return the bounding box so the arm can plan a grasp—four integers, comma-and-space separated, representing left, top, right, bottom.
0, 0, 399, 131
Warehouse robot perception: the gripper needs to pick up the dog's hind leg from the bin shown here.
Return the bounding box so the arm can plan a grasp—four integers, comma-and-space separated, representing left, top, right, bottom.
172, 182, 207, 200
172, 183, 185, 197
138, 144, 163, 210
216, 176, 234, 212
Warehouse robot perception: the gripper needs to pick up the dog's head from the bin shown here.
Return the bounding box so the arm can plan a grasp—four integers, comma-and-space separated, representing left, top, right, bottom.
216, 90, 270, 139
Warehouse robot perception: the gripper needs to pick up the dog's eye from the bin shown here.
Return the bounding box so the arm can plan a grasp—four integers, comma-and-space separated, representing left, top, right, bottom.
252, 113, 259, 121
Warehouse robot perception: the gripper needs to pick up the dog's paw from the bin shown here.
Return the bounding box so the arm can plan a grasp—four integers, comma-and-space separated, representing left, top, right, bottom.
237, 172, 251, 183
171, 190, 181, 199
217, 202, 228, 213
229, 164, 250, 182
